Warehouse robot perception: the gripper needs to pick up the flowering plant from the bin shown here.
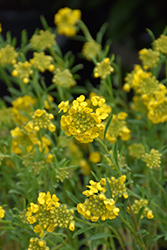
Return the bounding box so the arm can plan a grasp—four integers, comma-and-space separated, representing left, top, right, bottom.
1, 7, 167, 250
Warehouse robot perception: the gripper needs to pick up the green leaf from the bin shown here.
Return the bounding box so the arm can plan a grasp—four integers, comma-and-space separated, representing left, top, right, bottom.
137, 206, 145, 222
104, 114, 113, 144
113, 141, 119, 167
89, 233, 113, 240
91, 171, 99, 182
72, 226, 93, 238
40, 15, 50, 30
106, 177, 112, 198
146, 28, 155, 42
135, 229, 149, 237
21, 29, 28, 48
148, 234, 164, 248
96, 22, 108, 44
66, 190, 80, 205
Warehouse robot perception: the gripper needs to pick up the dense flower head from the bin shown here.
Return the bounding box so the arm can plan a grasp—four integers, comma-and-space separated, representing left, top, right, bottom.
128, 143, 145, 159
127, 199, 154, 219
154, 34, 167, 54
11, 61, 33, 84
30, 52, 54, 72
55, 167, 69, 182
0, 107, 14, 125
58, 95, 108, 143
105, 112, 131, 143
94, 58, 114, 79
0, 44, 18, 66
0, 206, 5, 219
147, 97, 167, 124
28, 237, 49, 250
100, 175, 128, 199
104, 150, 127, 170
142, 149, 161, 169
26, 191, 75, 237
138, 48, 160, 69
131, 95, 148, 115
82, 40, 102, 61
54, 7, 81, 36
22, 152, 46, 174
25, 109, 56, 133
77, 179, 120, 222
52, 68, 76, 88
30, 30, 56, 51
11, 126, 51, 155
11, 95, 36, 125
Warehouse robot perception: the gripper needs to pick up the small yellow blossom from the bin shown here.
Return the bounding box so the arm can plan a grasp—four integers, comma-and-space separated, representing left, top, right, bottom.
0, 206, 5, 219
127, 199, 154, 219
28, 237, 49, 250
11, 61, 33, 83
80, 159, 91, 175
139, 48, 160, 69
30, 30, 56, 51
54, 7, 81, 36
25, 109, 56, 133
58, 101, 69, 113
58, 95, 107, 143
82, 40, 102, 61
0, 23, 2, 33
147, 97, 167, 124
30, 52, 54, 72
94, 58, 114, 79
89, 151, 101, 163
128, 143, 145, 159
142, 149, 161, 169
52, 68, 76, 88
0, 44, 18, 66
105, 113, 130, 143
154, 34, 167, 54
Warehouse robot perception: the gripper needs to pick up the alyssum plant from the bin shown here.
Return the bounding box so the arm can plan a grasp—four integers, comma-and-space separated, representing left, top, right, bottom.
0, 7, 167, 250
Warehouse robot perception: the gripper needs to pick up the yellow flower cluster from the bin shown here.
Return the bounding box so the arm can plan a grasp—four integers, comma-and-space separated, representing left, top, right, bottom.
128, 143, 145, 159
123, 64, 167, 123
30, 52, 54, 72
142, 149, 162, 169
77, 179, 120, 222
11, 61, 33, 84
30, 30, 56, 51
11, 127, 51, 155
11, 95, 36, 125
25, 109, 56, 133
105, 112, 131, 143
154, 34, 167, 54
55, 167, 69, 182
0, 44, 18, 66
58, 95, 108, 143
54, 7, 81, 36
52, 68, 76, 88
138, 48, 160, 69
94, 58, 114, 79
100, 175, 128, 199
26, 191, 75, 237
82, 40, 102, 61
128, 199, 154, 219
28, 237, 49, 250
0, 206, 5, 219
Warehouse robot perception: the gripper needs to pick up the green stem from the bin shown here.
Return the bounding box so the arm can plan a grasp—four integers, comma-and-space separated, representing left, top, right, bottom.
0, 66, 12, 88
78, 20, 93, 41
49, 47, 64, 66
106, 224, 126, 250
95, 137, 121, 176
119, 214, 147, 250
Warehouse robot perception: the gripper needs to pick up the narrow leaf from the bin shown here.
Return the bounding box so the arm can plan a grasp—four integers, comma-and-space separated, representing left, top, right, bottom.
104, 114, 113, 144
66, 190, 80, 205
72, 226, 93, 238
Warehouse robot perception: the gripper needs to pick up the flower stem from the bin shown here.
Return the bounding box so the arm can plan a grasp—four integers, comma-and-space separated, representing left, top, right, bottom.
78, 20, 93, 41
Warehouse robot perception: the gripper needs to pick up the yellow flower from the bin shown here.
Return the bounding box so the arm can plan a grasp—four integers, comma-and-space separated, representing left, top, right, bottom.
138, 48, 160, 69
30, 52, 54, 72
154, 34, 167, 54
142, 149, 161, 169
128, 143, 145, 159
89, 151, 101, 163
82, 40, 102, 61
58, 101, 69, 113
128, 199, 154, 219
94, 58, 114, 79
0, 206, 5, 219
30, 30, 56, 51
0, 44, 18, 66
58, 95, 107, 143
28, 237, 49, 250
52, 68, 76, 88
54, 7, 81, 36
11, 61, 33, 83
25, 109, 56, 133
